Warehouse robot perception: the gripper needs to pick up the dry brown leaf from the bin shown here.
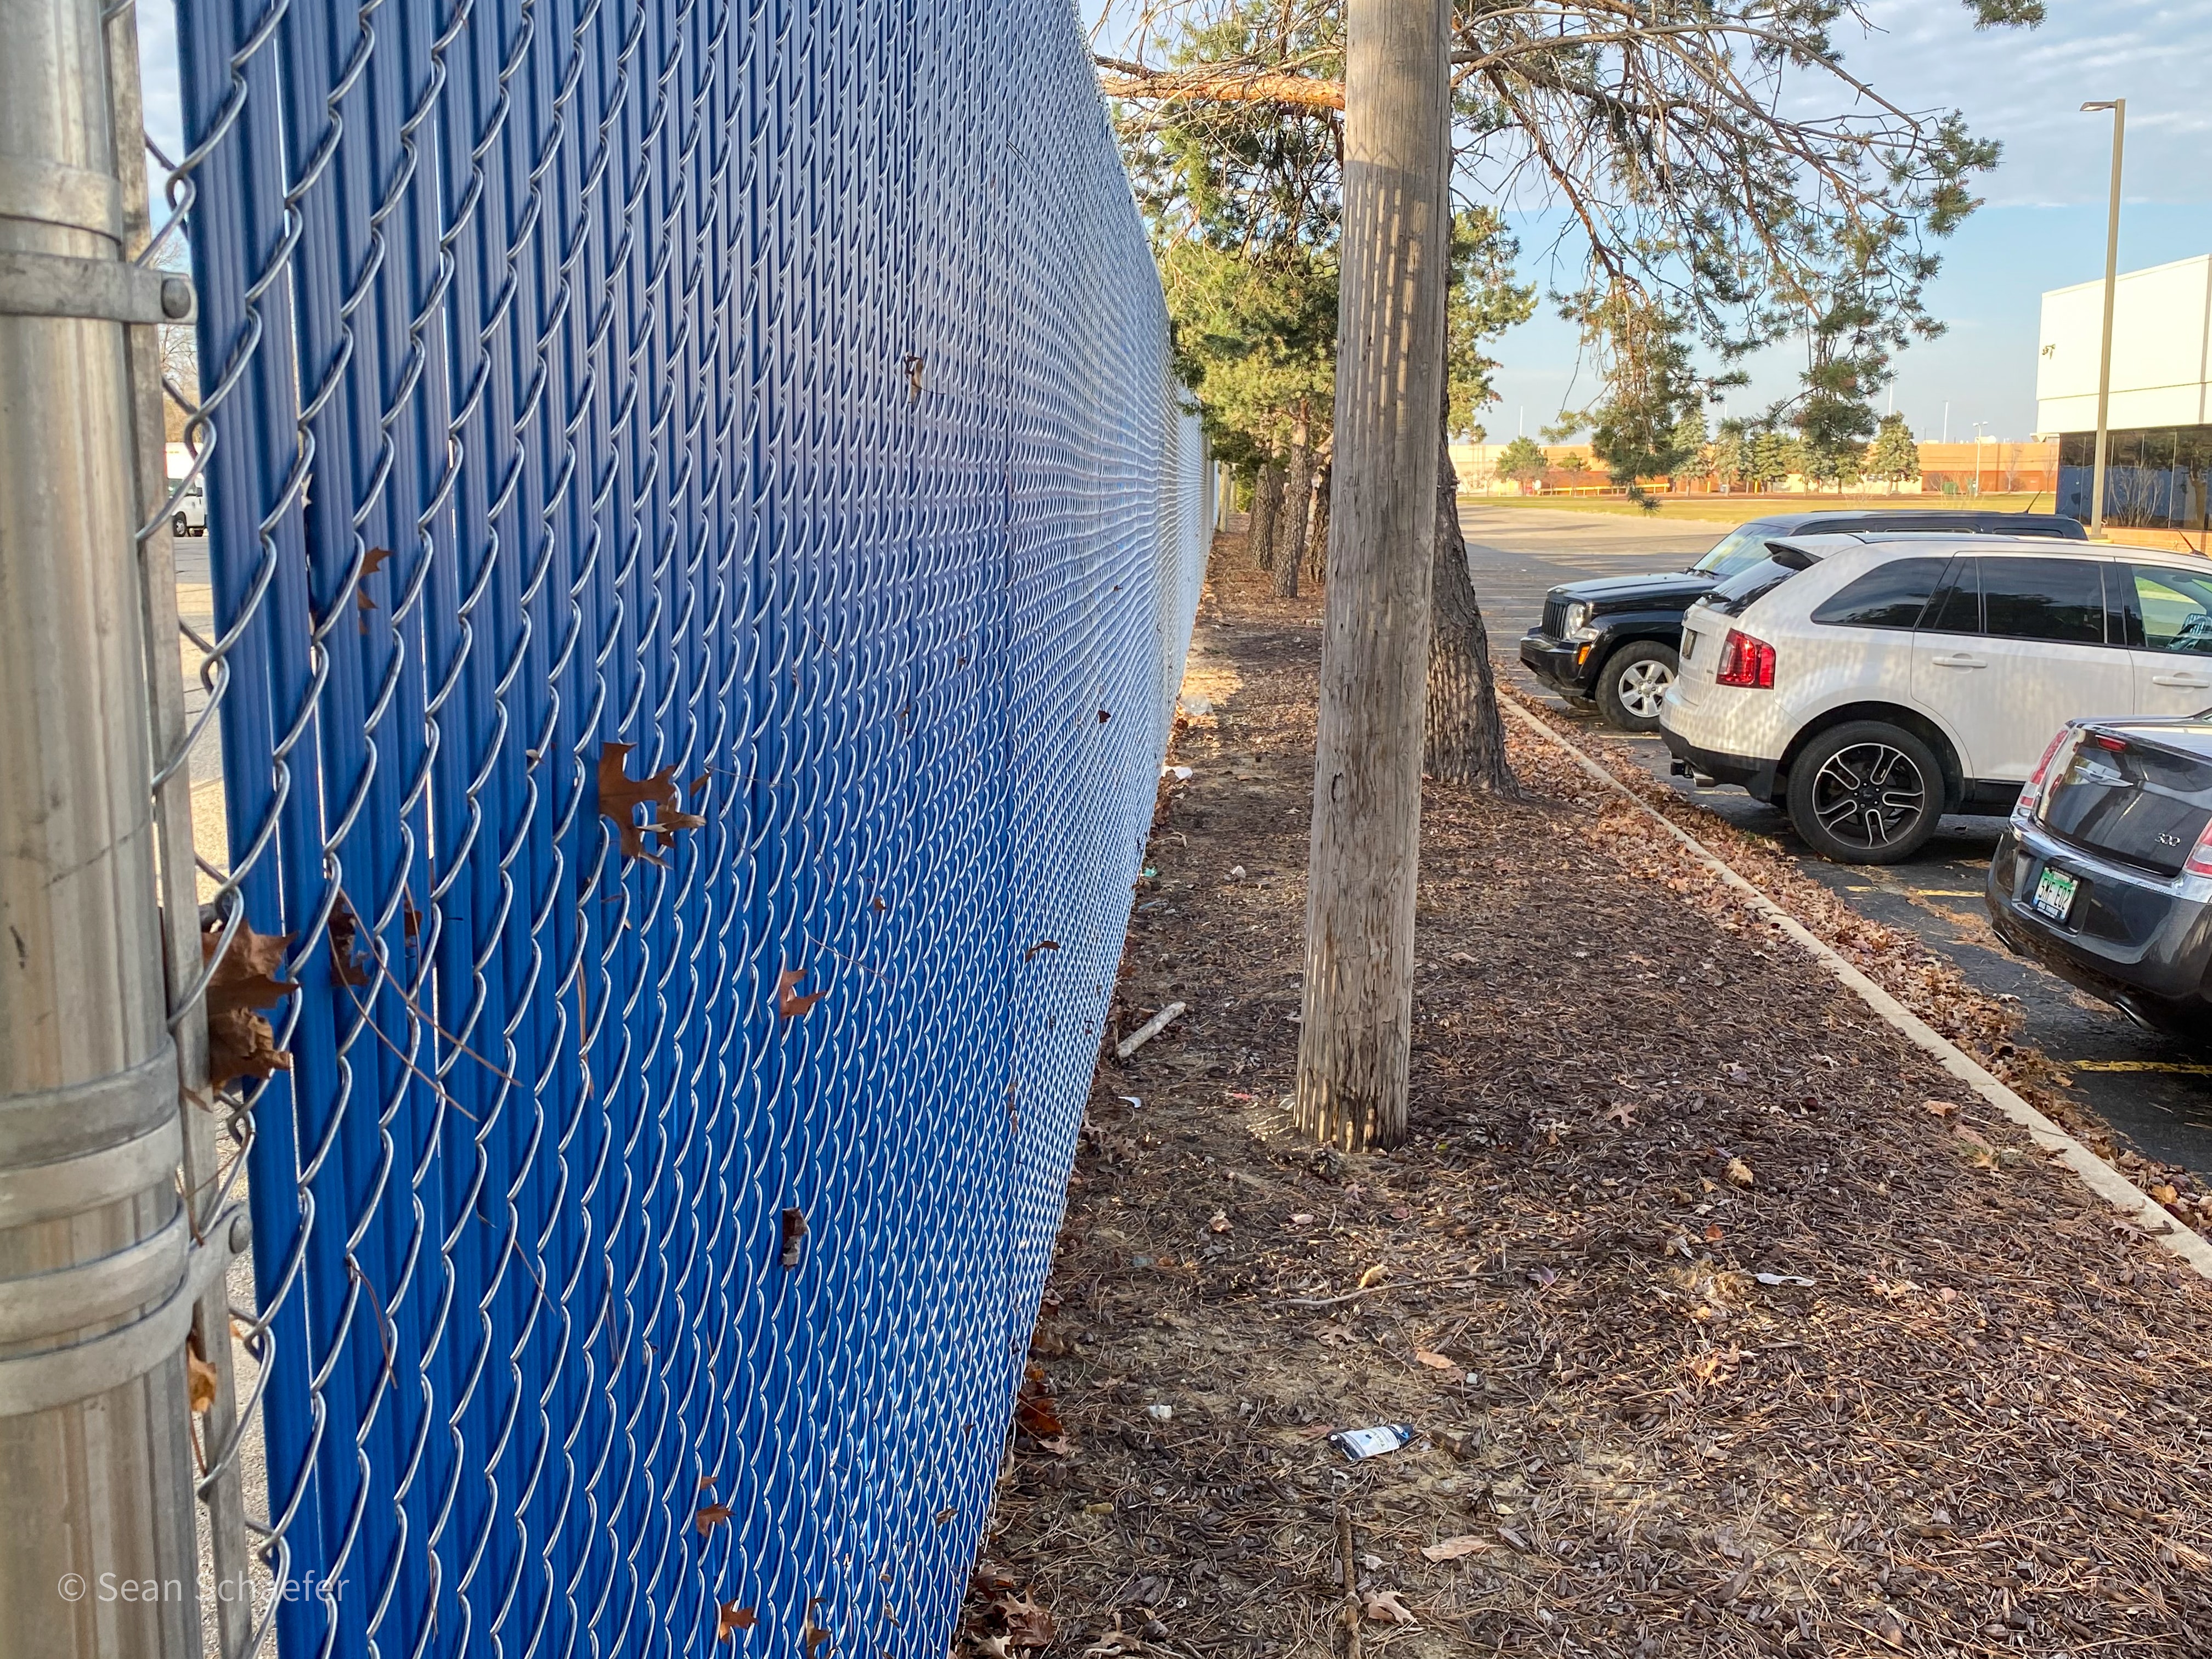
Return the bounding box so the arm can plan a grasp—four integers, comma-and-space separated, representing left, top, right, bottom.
326, 898, 373, 988
1703, 1221, 1725, 1244
1724, 1156, 1756, 1188
1412, 1350, 1456, 1372
2150, 1183, 2180, 1205
1360, 1589, 1417, 1625
597, 740, 683, 865
1602, 1101, 1636, 1128
716, 1602, 757, 1639
187, 1346, 218, 1414
996, 1594, 1054, 1649
1022, 939, 1061, 963
202, 921, 298, 1090
1356, 1263, 1389, 1288
1420, 1534, 1492, 1561
776, 968, 825, 1019
205, 921, 297, 1018
1923, 1098, 1961, 1118
1014, 1364, 1064, 1440
356, 547, 393, 626
695, 1502, 732, 1537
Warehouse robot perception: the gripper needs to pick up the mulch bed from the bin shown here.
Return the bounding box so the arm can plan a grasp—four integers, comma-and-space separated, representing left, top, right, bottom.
957, 538, 2212, 1659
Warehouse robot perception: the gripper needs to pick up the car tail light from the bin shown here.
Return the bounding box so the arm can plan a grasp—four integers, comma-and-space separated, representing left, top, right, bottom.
2012, 726, 2074, 827
2188, 819, 2212, 878
1713, 629, 1775, 689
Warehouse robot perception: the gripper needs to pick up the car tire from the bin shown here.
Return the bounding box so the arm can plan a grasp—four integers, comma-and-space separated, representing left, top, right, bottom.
1595, 641, 1677, 732
1786, 721, 1944, 865
172, 514, 189, 538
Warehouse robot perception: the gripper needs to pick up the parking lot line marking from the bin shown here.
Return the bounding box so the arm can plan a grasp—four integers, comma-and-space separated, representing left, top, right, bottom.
1908, 890, 1982, 898
2068, 1060, 2212, 1075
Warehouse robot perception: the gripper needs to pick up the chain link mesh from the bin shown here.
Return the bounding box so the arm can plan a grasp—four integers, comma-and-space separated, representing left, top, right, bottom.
162, 0, 1205, 1650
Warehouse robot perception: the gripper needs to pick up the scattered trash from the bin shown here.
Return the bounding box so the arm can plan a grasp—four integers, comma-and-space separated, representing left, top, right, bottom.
1755, 1272, 1818, 1288
1228, 865, 1246, 879
1114, 1001, 1186, 1060
1178, 692, 1214, 716
1161, 765, 1194, 782
1330, 1423, 1416, 1460
1144, 1403, 1172, 1422
1116, 1094, 1141, 1111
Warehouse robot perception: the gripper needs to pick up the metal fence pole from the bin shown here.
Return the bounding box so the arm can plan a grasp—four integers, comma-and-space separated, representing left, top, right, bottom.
0, 0, 206, 1652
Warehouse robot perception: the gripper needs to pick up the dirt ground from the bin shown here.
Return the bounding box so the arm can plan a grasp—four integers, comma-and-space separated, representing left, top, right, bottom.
958, 539, 2212, 1659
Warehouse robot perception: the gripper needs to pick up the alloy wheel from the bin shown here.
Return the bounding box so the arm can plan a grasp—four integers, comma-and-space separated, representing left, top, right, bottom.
1615, 657, 1674, 720
1809, 742, 1926, 851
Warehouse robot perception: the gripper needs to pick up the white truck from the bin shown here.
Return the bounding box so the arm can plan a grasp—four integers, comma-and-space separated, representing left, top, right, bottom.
166, 441, 206, 537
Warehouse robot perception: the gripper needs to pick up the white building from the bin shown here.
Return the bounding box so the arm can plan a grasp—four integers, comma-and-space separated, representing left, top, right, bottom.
2035, 253, 2212, 531
2038, 254, 2212, 433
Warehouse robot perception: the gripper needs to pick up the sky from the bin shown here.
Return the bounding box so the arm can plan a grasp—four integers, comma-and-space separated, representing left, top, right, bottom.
1481, 1, 2212, 443
138, 0, 2211, 443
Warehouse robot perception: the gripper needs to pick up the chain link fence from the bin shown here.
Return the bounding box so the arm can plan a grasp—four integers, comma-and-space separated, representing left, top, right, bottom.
150, 0, 1206, 1651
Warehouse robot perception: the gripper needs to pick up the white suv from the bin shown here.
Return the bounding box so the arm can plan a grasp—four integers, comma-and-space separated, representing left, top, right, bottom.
1659, 533, 2212, 863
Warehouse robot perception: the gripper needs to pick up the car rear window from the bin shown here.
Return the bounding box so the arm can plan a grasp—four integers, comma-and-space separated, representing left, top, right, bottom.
1809, 556, 1950, 630
1702, 546, 1809, 617
1979, 556, 2107, 645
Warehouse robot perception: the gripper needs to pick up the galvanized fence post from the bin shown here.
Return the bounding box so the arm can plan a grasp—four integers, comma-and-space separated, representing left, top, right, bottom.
0, 0, 219, 1652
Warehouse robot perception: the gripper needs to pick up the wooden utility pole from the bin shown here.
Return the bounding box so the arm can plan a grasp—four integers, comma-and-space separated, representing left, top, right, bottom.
1293, 0, 1450, 1150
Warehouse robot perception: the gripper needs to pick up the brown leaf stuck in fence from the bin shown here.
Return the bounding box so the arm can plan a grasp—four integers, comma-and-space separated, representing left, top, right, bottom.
202, 919, 298, 1090
597, 741, 687, 865
716, 1602, 756, 1639
776, 968, 823, 1018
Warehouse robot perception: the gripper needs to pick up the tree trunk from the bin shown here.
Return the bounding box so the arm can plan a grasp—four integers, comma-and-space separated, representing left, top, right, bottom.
1306, 462, 1332, 582
1294, 0, 1449, 1153
1250, 461, 1283, 569
1425, 420, 1521, 796
1277, 404, 1311, 597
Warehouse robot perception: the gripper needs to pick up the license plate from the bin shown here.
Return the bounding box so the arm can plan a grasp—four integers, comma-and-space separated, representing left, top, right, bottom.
2030, 866, 2079, 923
1680, 630, 1696, 661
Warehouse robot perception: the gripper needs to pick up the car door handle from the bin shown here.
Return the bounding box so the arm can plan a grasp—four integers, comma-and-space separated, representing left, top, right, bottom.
2151, 672, 2212, 687
1929, 652, 1986, 668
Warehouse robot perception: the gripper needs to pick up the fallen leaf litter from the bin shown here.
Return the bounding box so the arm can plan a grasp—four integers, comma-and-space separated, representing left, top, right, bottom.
955, 542, 2212, 1658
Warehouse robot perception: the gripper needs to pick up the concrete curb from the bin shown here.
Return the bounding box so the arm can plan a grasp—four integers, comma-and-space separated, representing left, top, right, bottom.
1499, 697, 2212, 1282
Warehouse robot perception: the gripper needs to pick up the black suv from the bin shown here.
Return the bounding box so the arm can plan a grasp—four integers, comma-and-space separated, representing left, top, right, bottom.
1517, 509, 2089, 731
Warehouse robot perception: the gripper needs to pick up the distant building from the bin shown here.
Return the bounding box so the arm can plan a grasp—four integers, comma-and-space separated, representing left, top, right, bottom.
2037, 253, 2212, 532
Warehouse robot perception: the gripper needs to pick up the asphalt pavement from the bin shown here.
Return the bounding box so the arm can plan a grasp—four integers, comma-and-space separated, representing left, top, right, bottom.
1460, 500, 2212, 1182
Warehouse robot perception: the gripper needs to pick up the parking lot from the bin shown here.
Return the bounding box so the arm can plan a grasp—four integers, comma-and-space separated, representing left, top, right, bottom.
1463, 500, 2212, 1181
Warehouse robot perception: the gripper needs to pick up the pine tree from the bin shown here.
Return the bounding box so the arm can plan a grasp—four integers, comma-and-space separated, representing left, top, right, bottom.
1494, 436, 1547, 488
1864, 413, 1922, 494
1668, 406, 1711, 490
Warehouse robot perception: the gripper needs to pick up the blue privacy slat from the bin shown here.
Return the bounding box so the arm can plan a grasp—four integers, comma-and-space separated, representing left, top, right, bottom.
173, 0, 1208, 1654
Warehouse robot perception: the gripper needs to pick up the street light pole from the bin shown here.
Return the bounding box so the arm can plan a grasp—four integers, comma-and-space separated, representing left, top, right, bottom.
2083, 98, 2126, 538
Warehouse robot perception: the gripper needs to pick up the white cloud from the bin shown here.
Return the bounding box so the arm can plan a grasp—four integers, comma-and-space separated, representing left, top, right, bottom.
1836, 0, 2212, 205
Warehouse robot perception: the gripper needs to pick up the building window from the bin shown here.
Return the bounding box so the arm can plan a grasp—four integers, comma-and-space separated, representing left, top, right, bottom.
2056, 425, 2212, 531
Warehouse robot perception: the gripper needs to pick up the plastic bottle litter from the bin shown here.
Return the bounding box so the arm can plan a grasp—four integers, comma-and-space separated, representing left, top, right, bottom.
1330, 1423, 1417, 1460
